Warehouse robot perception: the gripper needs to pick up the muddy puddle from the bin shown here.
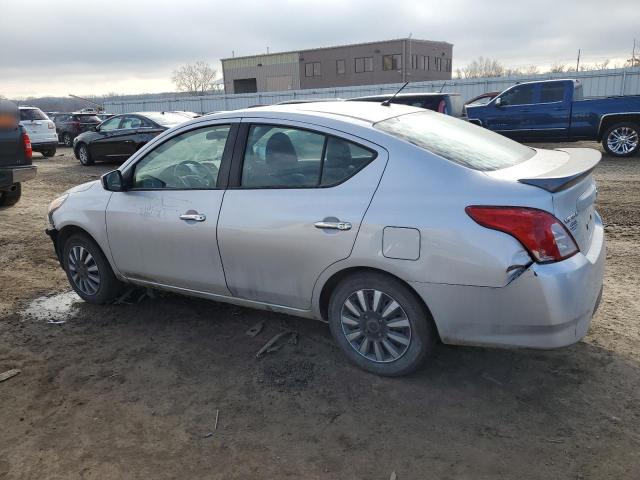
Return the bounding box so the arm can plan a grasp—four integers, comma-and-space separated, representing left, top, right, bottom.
20, 291, 82, 324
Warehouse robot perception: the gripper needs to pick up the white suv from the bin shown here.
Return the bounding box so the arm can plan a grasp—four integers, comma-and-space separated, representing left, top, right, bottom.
19, 106, 58, 157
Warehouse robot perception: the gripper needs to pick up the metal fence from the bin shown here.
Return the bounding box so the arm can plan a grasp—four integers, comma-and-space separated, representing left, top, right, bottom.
104, 67, 640, 114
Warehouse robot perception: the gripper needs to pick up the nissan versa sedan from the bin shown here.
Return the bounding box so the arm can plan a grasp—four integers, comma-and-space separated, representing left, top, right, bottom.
45, 102, 605, 376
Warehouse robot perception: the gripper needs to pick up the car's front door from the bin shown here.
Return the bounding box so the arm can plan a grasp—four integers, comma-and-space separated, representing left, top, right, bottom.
89, 115, 125, 159
217, 120, 387, 310
483, 83, 538, 139
105, 122, 236, 294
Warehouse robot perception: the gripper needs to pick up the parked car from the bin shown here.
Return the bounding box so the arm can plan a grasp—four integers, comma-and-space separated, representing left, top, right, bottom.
0, 100, 37, 207
171, 111, 201, 118
347, 93, 465, 117
72, 111, 189, 165
54, 113, 102, 147
18, 106, 57, 157
466, 79, 640, 157
465, 91, 499, 106
46, 102, 604, 376
96, 113, 115, 121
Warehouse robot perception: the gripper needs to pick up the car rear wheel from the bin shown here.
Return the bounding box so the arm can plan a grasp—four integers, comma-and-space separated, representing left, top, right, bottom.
62, 234, 124, 304
63, 133, 73, 147
0, 183, 22, 208
602, 122, 640, 157
328, 272, 436, 376
78, 144, 94, 165
42, 148, 56, 157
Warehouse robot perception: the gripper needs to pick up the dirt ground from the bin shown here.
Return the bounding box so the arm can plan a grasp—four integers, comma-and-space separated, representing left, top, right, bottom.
0, 144, 639, 479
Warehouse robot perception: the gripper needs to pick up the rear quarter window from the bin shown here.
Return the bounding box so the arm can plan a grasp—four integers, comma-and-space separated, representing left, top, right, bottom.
375, 111, 535, 171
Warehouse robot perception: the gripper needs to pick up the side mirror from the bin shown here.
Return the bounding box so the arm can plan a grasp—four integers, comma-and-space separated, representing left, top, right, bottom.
101, 170, 125, 192
494, 97, 503, 107
92, 125, 99, 132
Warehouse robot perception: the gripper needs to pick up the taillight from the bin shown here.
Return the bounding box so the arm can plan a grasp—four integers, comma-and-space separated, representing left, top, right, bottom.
466, 206, 578, 263
22, 131, 32, 160
48, 121, 55, 129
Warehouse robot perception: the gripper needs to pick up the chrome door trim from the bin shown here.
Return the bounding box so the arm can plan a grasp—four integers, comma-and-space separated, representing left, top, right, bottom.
314, 221, 352, 231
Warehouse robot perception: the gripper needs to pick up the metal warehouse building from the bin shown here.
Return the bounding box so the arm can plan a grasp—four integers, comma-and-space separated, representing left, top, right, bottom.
221, 38, 453, 94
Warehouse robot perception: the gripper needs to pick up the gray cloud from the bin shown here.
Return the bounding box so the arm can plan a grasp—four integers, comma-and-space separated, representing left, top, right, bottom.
1, 0, 638, 96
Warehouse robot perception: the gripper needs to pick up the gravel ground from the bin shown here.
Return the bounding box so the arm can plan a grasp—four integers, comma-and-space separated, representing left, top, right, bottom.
0, 144, 639, 479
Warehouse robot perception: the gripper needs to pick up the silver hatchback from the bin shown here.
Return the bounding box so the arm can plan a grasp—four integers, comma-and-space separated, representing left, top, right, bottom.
46, 102, 605, 376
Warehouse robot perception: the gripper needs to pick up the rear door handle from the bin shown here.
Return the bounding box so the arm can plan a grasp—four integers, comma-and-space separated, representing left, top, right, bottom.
314, 221, 352, 231
180, 212, 206, 222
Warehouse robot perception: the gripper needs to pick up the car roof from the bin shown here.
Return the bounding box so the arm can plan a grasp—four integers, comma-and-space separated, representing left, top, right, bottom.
206, 101, 424, 125
350, 92, 460, 101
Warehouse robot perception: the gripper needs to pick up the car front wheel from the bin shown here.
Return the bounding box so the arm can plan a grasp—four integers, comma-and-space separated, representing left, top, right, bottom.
77, 144, 94, 165
62, 234, 124, 303
0, 183, 22, 207
602, 122, 640, 157
328, 272, 437, 376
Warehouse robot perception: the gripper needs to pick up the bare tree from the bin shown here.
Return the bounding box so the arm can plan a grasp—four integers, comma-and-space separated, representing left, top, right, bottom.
455, 57, 505, 79
548, 62, 567, 73
172, 62, 218, 96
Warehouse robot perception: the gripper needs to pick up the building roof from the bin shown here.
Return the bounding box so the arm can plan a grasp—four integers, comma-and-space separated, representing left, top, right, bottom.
221, 38, 453, 62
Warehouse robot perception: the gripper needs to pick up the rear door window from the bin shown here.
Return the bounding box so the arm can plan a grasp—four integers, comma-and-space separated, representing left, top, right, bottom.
540, 83, 566, 103
241, 125, 376, 188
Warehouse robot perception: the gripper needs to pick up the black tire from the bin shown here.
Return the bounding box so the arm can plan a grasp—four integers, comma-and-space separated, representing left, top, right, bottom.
62, 233, 125, 304
63, 133, 73, 147
77, 143, 94, 165
328, 272, 437, 376
601, 122, 640, 158
0, 183, 22, 207
42, 148, 56, 157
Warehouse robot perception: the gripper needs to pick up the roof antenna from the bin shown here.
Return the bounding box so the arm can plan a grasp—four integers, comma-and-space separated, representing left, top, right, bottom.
382, 82, 409, 106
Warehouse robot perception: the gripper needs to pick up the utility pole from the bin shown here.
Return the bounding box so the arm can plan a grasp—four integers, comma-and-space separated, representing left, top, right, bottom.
576, 49, 581, 72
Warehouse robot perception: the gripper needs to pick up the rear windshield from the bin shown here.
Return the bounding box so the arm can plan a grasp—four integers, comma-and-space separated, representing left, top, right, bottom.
143, 112, 189, 127
74, 115, 101, 123
375, 111, 535, 171
20, 108, 48, 121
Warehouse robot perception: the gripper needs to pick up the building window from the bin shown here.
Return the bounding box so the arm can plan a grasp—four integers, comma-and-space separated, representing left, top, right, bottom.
445, 58, 452, 72
434, 57, 442, 71
354, 56, 373, 73
411, 54, 417, 69
383, 54, 402, 71
336, 59, 346, 75
305, 62, 321, 77
426, 56, 430, 70
418, 55, 426, 70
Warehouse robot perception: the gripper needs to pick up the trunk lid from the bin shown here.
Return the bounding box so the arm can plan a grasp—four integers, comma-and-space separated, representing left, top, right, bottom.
486, 148, 601, 253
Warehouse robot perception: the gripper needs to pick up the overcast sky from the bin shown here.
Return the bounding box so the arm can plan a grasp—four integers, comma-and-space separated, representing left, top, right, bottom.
1, 0, 638, 98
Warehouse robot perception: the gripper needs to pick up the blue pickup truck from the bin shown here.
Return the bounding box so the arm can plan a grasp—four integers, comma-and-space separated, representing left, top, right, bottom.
465, 79, 640, 157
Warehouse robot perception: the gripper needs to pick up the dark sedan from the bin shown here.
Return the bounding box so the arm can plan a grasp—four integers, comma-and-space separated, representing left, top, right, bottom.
72, 112, 188, 165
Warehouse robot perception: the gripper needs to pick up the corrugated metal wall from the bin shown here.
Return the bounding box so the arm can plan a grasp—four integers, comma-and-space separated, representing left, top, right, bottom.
104, 67, 640, 114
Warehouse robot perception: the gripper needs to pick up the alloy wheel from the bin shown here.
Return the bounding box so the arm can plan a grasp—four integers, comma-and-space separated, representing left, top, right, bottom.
68, 245, 100, 296
79, 146, 89, 164
64, 134, 72, 147
607, 127, 639, 155
340, 289, 412, 363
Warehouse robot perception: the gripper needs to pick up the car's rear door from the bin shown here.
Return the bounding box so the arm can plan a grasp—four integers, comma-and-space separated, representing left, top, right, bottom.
105, 121, 237, 294
216, 119, 387, 310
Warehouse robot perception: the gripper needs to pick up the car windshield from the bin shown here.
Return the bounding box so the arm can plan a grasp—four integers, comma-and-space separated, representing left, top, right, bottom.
20, 109, 48, 121
143, 112, 189, 127
375, 111, 535, 171
75, 115, 101, 123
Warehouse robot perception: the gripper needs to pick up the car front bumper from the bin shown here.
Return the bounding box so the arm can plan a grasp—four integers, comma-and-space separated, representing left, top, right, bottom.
411, 213, 606, 349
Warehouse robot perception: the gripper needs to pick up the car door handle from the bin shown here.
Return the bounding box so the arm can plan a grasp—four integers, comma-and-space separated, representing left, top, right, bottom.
179, 213, 206, 222
314, 221, 352, 231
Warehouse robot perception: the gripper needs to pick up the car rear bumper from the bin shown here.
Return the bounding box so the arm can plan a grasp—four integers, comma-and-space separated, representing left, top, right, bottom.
31, 141, 57, 150
411, 213, 606, 349
0, 165, 37, 188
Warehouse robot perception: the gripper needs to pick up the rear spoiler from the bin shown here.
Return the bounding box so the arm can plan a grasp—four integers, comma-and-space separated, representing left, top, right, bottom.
518, 148, 601, 193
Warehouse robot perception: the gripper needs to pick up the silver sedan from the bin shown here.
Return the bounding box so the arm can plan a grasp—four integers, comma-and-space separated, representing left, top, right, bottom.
46, 102, 605, 376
